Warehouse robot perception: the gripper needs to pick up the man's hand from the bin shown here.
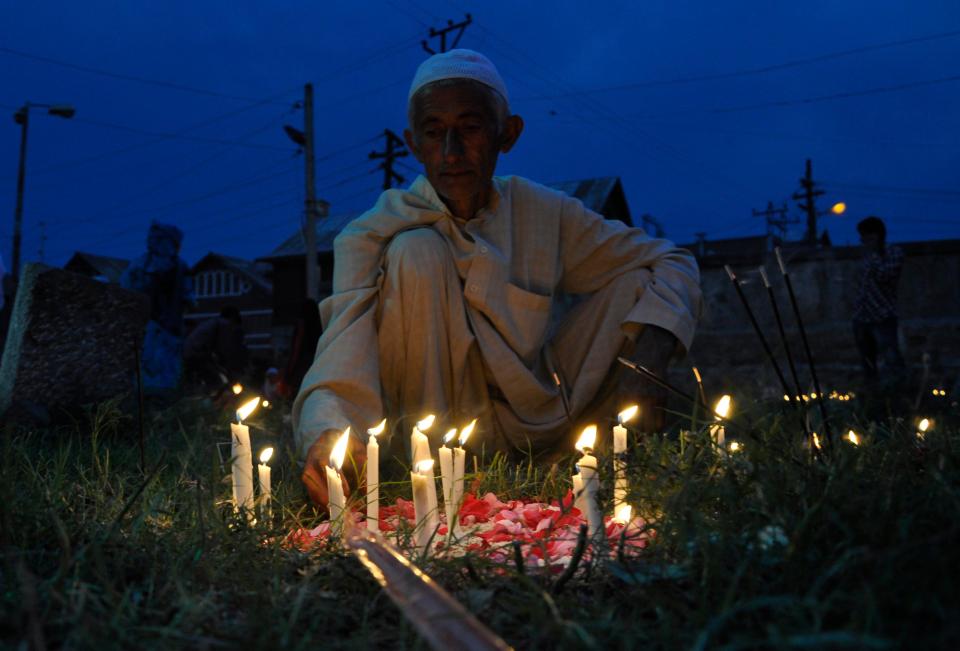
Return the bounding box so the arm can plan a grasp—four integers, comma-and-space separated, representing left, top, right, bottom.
301, 429, 368, 511
619, 325, 677, 433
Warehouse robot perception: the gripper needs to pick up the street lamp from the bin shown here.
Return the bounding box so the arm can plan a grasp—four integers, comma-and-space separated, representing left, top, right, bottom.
10, 101, 76, 278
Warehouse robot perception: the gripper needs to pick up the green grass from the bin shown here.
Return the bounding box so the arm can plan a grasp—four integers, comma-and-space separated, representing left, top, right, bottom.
2, 394, 959, 650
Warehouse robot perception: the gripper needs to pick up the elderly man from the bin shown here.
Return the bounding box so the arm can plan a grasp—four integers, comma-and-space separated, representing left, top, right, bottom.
294, 50, 701, 507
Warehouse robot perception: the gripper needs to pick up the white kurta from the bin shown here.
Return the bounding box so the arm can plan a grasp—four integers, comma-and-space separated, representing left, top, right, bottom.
293, 175, 701, 457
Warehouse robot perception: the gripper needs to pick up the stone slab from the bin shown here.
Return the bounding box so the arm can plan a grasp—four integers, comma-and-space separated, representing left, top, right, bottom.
0, 263, 149, 421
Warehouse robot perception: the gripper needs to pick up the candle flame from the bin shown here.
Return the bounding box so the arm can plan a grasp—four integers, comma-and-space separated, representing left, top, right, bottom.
618, 404, 639, 424
692, 366, 703, 384
330, 427, 351, 470
575, 425, 597, 453
783, 394, 790, 402
231, 383, 243, 395
414, 459, 434, 474
714, 395, 731, 420
846, 430, 860, 445
812, 433, 822, 450
259, 447, 274, 464
614, 504, 633, 525
443, 428, 458, 445
918, 418, 930, 433
367, 418, 386, 437
262, 400, 271, 408
728, 441, 742, 453
236, 396, 260, 423
416, 414, 435, 432
459, 419, 477, 446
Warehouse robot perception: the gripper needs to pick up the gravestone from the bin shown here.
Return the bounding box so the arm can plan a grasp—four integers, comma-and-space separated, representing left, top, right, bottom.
0, 263, 150, 422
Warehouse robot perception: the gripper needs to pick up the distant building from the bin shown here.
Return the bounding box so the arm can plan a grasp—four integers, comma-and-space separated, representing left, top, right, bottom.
64, 252, 129, 283
185, 253, 274, 362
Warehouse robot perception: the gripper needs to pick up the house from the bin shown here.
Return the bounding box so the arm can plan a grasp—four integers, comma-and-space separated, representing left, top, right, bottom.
185, 253, 274, 362
64, 252, 129, 283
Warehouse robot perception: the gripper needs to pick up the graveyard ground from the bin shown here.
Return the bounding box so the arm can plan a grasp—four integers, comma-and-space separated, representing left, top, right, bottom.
2, 395, 959, 650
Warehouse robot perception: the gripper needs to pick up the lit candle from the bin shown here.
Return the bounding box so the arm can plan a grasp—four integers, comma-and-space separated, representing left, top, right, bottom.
712, 395, 731, 448
411, 414, 435, 465
258, 446, 273, 521
574, 425, 603, 538
231, 396, 260, 518
366, 419, 386, 532
613, 405, 638, 510
326, 427, 350, 528
917, 418, 931, 440
411, 459, 439, 551
571, 471, 585, 513
614, 503, 633, 527
231, 383, 243, 395
451, 419, 475, 533
438, 428, 457, 534
846, 430, 860, 446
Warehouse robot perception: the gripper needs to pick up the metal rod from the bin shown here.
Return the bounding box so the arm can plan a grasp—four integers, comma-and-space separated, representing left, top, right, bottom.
617, 357, 707, 411
775, 248, 833, 446
344, 520, 512, 651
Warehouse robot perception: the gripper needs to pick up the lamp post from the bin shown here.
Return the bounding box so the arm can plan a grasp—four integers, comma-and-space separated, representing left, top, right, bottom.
11, 102, 75, 278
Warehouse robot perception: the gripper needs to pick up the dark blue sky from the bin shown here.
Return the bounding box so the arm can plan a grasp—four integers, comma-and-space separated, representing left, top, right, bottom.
3, 1, 959, 267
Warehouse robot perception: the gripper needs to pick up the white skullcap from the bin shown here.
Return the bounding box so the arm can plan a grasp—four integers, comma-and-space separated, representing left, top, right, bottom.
408, 49, 509, 108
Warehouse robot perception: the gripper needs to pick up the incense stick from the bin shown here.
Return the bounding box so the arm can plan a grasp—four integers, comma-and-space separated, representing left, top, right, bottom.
724, 265, 793, 398
774, 248, 833, 446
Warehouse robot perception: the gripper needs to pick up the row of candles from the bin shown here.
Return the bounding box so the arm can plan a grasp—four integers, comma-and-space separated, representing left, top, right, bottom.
228, 392, 936, 535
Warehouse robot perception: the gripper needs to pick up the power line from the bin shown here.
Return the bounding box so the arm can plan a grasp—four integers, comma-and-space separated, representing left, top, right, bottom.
66, 113, 294, 150
0, 45, 294, 104
626, 73, 960, 119
823, 181, 960, 197
518, 29, 960, 99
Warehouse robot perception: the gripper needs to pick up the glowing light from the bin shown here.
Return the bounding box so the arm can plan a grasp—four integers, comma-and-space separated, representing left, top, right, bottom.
783, 394, 790, 402
575, 425, 598, 453
416, 414, 436, 432
367, 418, 386, 437
459, 419, 477, 446
614, 504, 633, 525
414, 459, 435, 474
810, 392, 817, 399
259, 447, 274, 464
262, 400, 271, 408
917, 418, 931, 439
714, 395, 731, 420
443, 428, 458, 445
236, 396, 260, 423
831, 202, 846, 215
330, 427, 351, 470
812, 433, 822, 450
618, 404, 639, 424
846, 430, 860, 446
231, 383, 243, 395
728, 441, 742, 452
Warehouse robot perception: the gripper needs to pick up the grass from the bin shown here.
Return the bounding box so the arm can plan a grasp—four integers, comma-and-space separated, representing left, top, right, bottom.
1, 392, 958, 650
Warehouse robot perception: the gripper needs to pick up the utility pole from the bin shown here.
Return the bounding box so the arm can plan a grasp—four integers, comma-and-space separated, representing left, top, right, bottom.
422, 14, 473, 54
752, 200, 795, 240
640, 214, 665, 238
792, 159, 824, 244
369, 129, 408, 190
303, 84, 321, 301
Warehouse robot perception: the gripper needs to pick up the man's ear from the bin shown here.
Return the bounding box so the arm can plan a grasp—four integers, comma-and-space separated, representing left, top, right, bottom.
403, 128, 423, 163
499, 115, 524, 154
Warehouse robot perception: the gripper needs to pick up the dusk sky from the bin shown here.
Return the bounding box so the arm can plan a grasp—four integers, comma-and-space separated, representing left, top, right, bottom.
3, 1, 959, 268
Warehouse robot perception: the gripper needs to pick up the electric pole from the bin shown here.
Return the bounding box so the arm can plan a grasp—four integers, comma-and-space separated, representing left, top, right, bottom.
284, 85, 323, 301
369, 129, 408, 190
37, 220, 46, 263
792, 159, 824, 244
752, 200, 795, 240
422, 14, 473, 54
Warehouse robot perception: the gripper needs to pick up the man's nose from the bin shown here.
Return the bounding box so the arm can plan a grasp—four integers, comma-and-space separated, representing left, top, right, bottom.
443, 129, 464, 161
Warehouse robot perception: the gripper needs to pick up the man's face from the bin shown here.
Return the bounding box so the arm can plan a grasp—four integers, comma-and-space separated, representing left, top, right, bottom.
404, 82, 519, 214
